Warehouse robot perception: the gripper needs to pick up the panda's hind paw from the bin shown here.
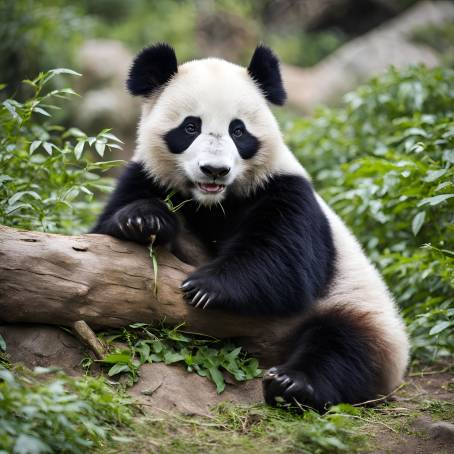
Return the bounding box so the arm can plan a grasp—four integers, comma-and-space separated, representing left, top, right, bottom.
262, 367, 321, 411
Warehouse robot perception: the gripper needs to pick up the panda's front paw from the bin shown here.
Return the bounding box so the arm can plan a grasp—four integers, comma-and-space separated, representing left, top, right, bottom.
114, 199, 178, 245
180, 269, 226, 310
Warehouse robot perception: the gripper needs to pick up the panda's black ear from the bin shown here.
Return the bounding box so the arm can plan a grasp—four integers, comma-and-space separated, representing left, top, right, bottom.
127, 43, 178, 97
247, 45, 286, 106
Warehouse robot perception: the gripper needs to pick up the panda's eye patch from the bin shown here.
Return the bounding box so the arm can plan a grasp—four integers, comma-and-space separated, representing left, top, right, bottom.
229, 118, 260, 160
229, 119, 246, 138
164, 116, 202, 154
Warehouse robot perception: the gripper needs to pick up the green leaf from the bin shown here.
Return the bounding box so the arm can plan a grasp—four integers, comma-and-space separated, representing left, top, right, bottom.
8, 191, 41, 205
42, 142, 53, 155
0, 334, 6, 352
101, 352, 131, 364
33, 106, 51, 117
100, 132, 124, 143
418, 194, 454, 207
429, 321, 451, 336
130, 323, 149, 328
208, 367, 225, 393
163, 351, 184, 364
79, 186, 93, 197
3, 100, 22, 122
412, 211, 425, 236
66, 127, 86, 138
108, 363, 130, 377
424, 169, 447, 182
49, 68, 82, 76
74, 140, 85, 159
30, 140, 42, 154
95, 141, 106, 157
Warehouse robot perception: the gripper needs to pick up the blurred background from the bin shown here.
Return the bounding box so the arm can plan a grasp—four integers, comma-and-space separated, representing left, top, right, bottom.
1, 0, 453, 155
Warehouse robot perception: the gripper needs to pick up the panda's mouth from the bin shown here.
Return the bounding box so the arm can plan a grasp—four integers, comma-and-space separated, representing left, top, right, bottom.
197, 182, 226, 194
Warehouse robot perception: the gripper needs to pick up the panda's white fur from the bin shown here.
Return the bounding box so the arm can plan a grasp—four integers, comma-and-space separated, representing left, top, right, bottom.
95, 44, 409, 409
316, 196, 409, 390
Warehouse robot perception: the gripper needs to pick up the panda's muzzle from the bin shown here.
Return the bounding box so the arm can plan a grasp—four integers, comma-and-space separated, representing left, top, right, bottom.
196, 165, 230, 194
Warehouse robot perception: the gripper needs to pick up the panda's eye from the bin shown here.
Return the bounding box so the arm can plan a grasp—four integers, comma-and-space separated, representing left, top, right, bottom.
233, 127, 244, 138
185, 123, 197, 135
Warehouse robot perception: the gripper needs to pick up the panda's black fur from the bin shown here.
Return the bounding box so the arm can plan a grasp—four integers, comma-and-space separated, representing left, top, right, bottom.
92, 43, 408, 412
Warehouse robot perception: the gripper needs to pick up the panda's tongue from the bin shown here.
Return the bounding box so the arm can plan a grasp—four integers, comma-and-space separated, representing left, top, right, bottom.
198, 183, 224, 193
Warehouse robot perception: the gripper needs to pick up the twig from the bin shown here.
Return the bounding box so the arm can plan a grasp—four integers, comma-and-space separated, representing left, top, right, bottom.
72, 320, 106, 359
408, 366, 452, 377
352, 383, 406, 407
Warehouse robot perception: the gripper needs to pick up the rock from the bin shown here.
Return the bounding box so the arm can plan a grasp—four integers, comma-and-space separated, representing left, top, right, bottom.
75, 39, 139, 137
413, 416, 454, 443
129, 363, 263, 416
1, 324, 263, 415
77, 39, 131, 83
428, 421, 454, 443
0, 324, 87, 375
283, 1, 454, 112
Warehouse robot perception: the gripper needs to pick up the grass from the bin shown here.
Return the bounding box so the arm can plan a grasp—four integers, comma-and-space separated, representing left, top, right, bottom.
99, 395, 454, 454
4, 365, 450, 454
99, 403, 368, 454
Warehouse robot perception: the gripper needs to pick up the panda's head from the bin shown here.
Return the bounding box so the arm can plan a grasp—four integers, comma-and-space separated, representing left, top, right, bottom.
129, 43, 299, 205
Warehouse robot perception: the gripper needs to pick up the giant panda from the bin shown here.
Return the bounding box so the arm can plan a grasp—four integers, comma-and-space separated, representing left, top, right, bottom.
92, 43, 409, 411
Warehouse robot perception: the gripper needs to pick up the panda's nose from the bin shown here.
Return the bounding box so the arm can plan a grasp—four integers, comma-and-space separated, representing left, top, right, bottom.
200, 165, 230, 178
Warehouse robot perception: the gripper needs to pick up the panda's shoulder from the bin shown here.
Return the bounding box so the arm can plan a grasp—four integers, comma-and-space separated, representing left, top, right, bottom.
256, 173, 319, 207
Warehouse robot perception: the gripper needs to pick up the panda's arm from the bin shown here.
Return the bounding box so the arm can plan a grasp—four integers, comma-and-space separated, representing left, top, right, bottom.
182, 175, 336, 315
91, 161, 179, 245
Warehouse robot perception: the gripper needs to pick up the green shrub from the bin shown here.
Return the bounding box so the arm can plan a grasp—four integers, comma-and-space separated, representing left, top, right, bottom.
0, 0, 92, 98
0, 69, 123, 233
93, 323, 261, 393
0, 366, 133, 453
286, 65, 454, 362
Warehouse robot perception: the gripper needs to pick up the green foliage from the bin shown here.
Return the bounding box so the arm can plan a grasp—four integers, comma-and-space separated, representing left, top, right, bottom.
96, 323, 262, 393
0, 0, 92, 98
286, 65, 454, 361
82, 0, 198, 60
215, 403, 365, 454
0, 69, 123, 233
0, 366, 134, 453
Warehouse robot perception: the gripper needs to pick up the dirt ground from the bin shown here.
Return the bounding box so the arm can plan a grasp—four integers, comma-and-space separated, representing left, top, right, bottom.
367, 370, 454, 454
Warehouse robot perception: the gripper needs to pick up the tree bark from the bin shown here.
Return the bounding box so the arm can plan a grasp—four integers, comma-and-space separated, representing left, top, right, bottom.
0, 225, 289, 363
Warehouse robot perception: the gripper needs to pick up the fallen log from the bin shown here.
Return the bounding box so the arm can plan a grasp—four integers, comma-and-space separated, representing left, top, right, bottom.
0, 225, 289, 363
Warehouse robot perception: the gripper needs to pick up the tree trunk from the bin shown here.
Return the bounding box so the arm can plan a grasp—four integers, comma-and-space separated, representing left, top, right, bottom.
0, 225, 290, 363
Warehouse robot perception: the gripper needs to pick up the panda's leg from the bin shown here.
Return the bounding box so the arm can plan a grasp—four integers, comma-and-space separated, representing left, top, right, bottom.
262, 306, 396, 411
